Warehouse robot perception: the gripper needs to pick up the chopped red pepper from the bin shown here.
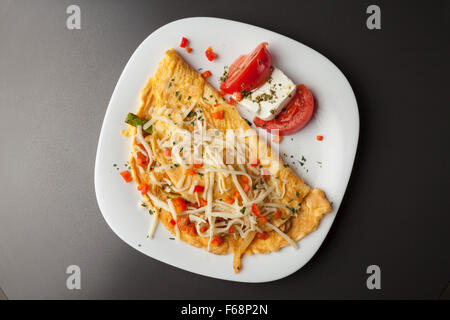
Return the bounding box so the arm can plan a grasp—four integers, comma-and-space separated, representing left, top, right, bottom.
235, 91, 243, 102
137, 183, 149, 195
199, 197, 207, 207
164, 147, 172, 157
251, 203, 262, 218
176, 216, 197, 236
205, 46, 217, 61
228, 97, 236, 105
185, 168, 196, 175
186, 47, 193, 53
179, 37, 188, 48
234, 190, 241, 200
250, 159, 260, 167
241, 175, 249, 184
136, 152, 149, 167
212, 110, 224, 119
200, 225, 208, 233
120, 171, 132, 183
193, 185, 205, 193
170, 219, 176, 226
211, 236, 223, 246
317, 135, 324, 141
193, 162, 202, 169
256, 231, 269, 240
224, 197, 235, 204
172, 197, 187, 214
228, 225, 236, 233
274, 211, 282, 219
188, 200, 199, 209
243, 184, 250, 193
201, 70, 212, 78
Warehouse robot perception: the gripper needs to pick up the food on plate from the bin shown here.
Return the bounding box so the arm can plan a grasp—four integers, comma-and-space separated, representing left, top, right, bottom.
205, 46, 217, 61
240, 67, 297, 121
219, 43, 315, 135
201, 70, 212, 78
179, 37, 189, 48
122, 49, 331, 273
220, 42, 273, 94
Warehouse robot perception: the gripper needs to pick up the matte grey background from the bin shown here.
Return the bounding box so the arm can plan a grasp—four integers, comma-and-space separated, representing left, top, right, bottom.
0, 0, 449, 299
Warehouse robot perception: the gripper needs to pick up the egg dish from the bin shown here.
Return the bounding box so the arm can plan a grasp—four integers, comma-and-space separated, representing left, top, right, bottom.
122, 49, 331, 273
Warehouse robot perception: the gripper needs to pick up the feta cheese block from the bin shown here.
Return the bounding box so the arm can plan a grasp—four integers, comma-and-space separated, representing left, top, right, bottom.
238, 68, 296, 120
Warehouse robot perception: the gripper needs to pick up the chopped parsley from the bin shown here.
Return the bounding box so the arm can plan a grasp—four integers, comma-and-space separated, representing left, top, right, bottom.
286, 206, 297, 214
220, 67, 229, 83
187, 111, 196, 118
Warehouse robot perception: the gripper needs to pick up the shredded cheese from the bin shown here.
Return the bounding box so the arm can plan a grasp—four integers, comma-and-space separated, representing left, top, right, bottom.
131, 103, 301, 251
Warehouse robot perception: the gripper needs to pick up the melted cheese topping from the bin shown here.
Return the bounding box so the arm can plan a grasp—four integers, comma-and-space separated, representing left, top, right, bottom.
131, 105, 298, 249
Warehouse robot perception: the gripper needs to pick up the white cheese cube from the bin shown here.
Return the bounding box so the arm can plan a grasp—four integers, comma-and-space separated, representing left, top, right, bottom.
238, 68, 296, 120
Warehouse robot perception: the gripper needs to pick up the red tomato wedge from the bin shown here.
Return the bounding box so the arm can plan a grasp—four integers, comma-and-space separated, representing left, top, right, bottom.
220, 42, 273, 94
253, 84, 315, 135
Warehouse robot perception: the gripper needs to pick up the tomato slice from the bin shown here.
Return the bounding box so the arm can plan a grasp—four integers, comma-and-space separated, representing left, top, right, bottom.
227, 55, 246, 78
220, 42, 273, 94
253, 84, 315, 135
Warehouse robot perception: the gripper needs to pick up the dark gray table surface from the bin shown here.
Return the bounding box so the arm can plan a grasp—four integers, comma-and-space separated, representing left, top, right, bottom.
1, 0, 449, 299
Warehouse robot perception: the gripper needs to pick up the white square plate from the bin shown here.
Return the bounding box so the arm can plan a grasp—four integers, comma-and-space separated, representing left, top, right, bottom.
94, 17, 359, 283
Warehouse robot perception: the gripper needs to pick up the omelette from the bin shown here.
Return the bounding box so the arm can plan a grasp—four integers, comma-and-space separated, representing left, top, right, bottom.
122, 49, 332, 273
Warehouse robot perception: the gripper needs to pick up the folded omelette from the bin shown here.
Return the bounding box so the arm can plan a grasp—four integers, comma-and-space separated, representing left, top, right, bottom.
123, 49, 332, 273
